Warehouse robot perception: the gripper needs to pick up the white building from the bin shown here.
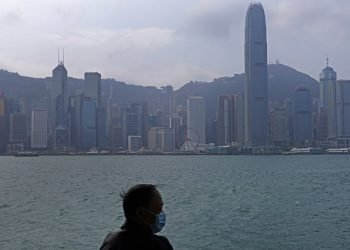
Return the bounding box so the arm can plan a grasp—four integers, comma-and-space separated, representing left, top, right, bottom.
187, 96, 206, 145
31, 108, 48, 148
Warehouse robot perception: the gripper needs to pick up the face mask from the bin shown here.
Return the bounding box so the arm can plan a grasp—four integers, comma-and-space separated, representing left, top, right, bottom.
143, 209, 166, 234
150, 211, 166, 234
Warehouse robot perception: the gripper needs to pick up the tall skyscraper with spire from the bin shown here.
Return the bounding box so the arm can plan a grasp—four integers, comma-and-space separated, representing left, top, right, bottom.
319, 57, 337, 141
244, 3, 268, 146
52, 51, 70, 148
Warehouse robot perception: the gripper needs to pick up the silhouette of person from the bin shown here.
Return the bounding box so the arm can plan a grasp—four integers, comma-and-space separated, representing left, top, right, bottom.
100, 184, 173, 250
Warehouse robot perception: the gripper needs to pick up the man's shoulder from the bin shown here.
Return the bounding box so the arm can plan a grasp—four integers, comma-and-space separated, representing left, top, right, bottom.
100, 230, 126, 250
154, 235, 174, 250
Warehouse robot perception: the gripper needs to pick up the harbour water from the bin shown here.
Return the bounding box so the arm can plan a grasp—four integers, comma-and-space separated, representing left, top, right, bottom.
1, 155, 350, 249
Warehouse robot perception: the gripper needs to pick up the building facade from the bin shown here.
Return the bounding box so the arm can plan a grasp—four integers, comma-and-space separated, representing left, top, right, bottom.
336, 80, 350, 141
52, 62, 70, 148
294, 87, 313, 146
31, 108, 48, 148
319, 61, 337, 141
244, 3, 269, 146
81, 97, 97, 149
216, 96, 235, 146
187, 96, 206, 145
84, 72, 102, 106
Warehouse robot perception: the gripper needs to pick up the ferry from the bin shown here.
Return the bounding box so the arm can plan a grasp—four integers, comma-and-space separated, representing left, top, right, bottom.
14, 152, 40, 157
283, 147, 324, 155
326, 148, 350, 154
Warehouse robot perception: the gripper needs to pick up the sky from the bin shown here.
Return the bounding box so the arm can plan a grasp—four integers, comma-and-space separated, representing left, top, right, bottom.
0, 0, 349, 88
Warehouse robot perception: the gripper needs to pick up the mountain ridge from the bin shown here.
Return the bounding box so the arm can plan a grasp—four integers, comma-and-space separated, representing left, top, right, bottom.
0, 63, 320, 121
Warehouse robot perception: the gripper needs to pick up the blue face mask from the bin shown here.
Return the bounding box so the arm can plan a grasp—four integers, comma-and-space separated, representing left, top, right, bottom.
151, 211, 166, 234
143, 209, 166, 234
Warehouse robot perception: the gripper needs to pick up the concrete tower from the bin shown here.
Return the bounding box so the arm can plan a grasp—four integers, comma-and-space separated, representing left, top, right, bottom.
244, 3, 268, 146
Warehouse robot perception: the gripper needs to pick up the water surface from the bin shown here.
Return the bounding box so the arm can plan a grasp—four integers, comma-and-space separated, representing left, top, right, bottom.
1, 155, 350, 249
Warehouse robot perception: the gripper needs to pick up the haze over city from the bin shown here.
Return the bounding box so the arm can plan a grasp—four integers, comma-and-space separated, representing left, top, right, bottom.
0, 0, 349, 87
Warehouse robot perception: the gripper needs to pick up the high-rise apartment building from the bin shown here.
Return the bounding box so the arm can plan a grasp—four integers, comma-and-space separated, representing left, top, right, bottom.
244, 3, 268, 146
187, 96, 206, 145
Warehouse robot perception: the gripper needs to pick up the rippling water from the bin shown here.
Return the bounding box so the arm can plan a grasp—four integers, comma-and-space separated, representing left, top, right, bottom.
1, 155, 350, 249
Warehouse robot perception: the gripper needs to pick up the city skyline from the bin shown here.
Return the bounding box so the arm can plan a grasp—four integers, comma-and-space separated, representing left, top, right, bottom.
0, 0, 349, 87
1, 1, 350, 154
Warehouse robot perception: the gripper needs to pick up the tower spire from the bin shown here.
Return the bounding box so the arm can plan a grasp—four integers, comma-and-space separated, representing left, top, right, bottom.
58, 48, 60, 65
57, 48, 65, 65
326, 54, 329, 67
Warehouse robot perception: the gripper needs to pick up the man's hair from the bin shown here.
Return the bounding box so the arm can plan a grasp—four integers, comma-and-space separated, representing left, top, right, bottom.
121, 184, 158, 219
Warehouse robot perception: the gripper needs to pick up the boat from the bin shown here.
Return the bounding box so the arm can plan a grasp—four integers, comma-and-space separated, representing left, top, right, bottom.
14, 152, 40, 157
282, 147, 324, 155
327, 148, 350, 154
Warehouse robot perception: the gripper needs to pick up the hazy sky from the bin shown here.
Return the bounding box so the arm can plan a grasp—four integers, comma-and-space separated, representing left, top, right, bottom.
0, 0, 349, 88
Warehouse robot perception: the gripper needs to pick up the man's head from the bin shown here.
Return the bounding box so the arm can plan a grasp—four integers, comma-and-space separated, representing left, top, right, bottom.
121, 184, 164, 225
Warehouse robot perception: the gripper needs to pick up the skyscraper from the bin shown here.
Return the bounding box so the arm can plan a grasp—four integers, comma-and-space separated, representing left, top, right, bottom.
336, 80, 350, 143
294, 87, 313, 146
31, 108, 48, 149
244, 3, 268, 146
52, 60, 70, 148
216, 96, 235, 146
187, 96, 206, 145
84, 72, 102, 106
81, 97, 97, 149
0, 94, 8, 152
319, 59, 337, 141
9, 113, 27, 145
161, 85, 175, 127
270, 107, 289, 146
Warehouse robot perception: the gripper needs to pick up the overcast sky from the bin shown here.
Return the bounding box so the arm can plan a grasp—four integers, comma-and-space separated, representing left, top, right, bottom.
0, 0, 349, 88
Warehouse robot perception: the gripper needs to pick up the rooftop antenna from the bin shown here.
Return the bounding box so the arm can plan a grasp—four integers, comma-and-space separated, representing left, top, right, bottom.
57, 48, 65, 65
58, 48, 60, 65
326, 54, 329, 67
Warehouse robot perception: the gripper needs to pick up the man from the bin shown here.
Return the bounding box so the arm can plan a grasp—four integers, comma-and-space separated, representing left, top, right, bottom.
100, 184, 173, 250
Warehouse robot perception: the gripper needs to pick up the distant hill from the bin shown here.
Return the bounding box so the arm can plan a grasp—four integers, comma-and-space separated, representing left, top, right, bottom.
175, 63, 320, 121
0, 69, 161, 107
0, 63, 319, 121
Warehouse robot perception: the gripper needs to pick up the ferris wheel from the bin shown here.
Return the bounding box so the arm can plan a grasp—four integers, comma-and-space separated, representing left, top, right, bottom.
177, 126, 200, 152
